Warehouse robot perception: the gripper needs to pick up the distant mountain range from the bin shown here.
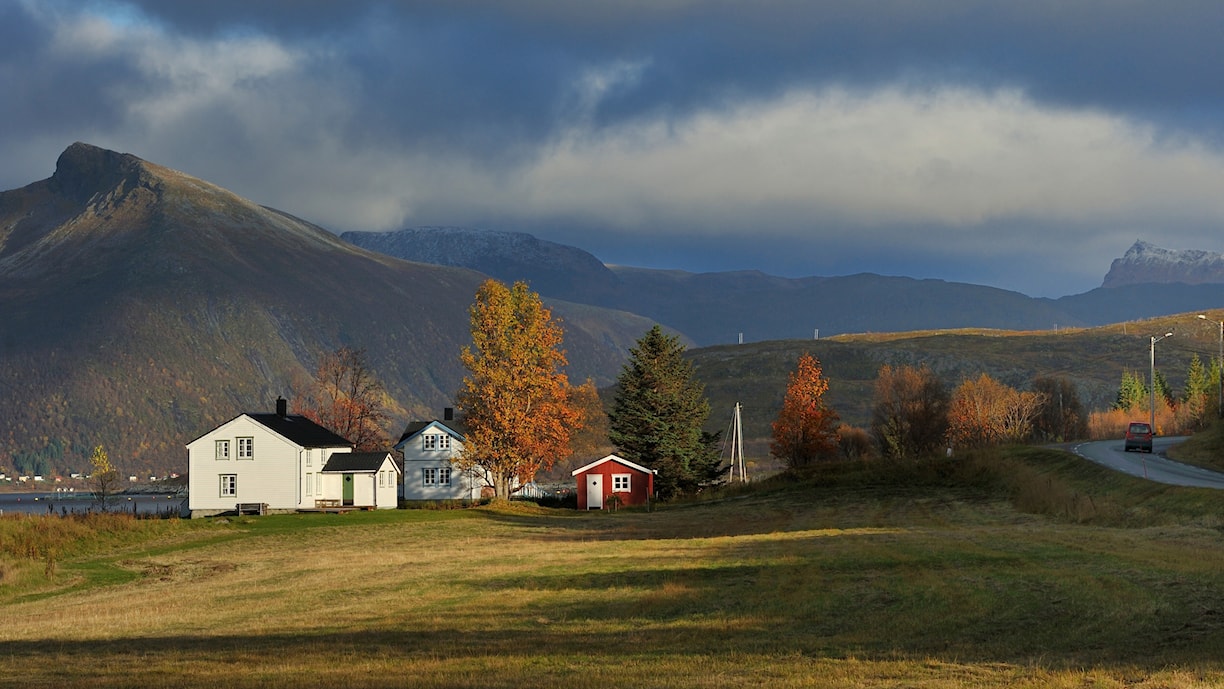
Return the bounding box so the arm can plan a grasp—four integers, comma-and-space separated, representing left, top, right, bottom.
343, 229, 1224, 346
5, 142, 1224, 478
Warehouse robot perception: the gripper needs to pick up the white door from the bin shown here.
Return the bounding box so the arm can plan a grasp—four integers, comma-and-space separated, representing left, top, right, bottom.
586, 474, 603, 509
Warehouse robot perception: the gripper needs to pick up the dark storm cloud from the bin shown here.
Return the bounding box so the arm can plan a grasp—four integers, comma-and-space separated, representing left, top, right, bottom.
113, 1, 1224, 122
0, 4, 136, 139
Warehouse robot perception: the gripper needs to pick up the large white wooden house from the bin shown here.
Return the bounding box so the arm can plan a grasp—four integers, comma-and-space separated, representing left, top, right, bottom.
186, 398, 399, 516
395, 410, 490, 501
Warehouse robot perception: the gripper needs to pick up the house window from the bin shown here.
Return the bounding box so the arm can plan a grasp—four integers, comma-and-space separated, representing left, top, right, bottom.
315, 473, 322, 495
439, 467, 452, 486
612, 474, 631, 492
423, 434, 438, 451
439, 435, 451, 451
220, 474, 237, 497
215, 440, 230, 460
305, 449, 312, 467
237, 437, 254, 459
378, 471, 385, 488
305, 472, 313, 496
423, 467, 438, 486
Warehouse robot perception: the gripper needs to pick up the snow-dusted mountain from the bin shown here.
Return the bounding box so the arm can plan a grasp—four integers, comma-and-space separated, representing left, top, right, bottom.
1102, 240, 1224, 288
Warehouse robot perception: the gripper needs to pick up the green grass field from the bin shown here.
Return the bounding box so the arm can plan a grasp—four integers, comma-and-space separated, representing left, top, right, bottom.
4, 447, 1224, 688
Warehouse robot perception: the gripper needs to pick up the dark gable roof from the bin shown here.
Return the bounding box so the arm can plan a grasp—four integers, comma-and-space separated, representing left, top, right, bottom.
247, 413, 352, 448
322, 452, 395, 473
395, 419, 467, 445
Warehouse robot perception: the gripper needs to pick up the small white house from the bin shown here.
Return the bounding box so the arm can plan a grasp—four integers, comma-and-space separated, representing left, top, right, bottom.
318, 451, 400, 509
395, 412, 490, 501
186, 397, 354, 517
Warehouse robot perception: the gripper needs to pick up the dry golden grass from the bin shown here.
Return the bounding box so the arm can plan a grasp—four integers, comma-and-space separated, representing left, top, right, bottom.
4, 457, 1224, 688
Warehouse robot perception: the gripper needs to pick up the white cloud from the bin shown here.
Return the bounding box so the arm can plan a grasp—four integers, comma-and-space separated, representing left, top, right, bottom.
487, 86, 1224, 239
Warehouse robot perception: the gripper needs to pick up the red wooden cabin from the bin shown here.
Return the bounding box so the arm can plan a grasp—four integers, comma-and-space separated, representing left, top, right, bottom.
571, 454, 656, 510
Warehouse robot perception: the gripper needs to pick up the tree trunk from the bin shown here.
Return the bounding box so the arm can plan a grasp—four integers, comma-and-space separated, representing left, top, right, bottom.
492, 472, 512, 500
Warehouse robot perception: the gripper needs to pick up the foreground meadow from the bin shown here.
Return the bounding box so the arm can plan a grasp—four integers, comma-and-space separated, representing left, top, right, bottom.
4, 448, 1224, 688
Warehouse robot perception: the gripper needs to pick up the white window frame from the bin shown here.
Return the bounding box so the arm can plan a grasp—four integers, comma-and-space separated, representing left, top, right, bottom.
305, 449, 312, 467
438, 434, 452, 451
315, 473, 322, 495
439, 467, 452, 486
423, 434, 438, 451
422, 467, 438, 486
612, 474, 632, 492
305, 472, 313, 496
237, 437, 254, 460
215, 440, 230, 460
220, 474, 237, 497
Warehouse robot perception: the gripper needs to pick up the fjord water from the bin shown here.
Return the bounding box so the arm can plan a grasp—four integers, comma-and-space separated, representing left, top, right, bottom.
0, 492, 185, 516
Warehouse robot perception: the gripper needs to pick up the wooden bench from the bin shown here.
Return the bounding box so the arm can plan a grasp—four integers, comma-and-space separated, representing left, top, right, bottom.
235, 502, 268, 516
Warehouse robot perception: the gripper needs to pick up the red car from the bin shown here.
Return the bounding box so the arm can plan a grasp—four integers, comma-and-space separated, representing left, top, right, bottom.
1124, 422, 1153, 453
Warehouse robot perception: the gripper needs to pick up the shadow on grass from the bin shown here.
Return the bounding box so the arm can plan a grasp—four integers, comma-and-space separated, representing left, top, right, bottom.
3, 583, 1223, 689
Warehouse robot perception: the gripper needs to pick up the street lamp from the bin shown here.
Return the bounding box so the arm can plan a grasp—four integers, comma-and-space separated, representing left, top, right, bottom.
1150, 331, 1174, 437
1197, 314, 1223, 418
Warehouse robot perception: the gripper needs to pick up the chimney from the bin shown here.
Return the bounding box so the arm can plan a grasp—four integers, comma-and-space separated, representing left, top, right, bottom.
444, 407, 454, 421
276, 396, 288, 417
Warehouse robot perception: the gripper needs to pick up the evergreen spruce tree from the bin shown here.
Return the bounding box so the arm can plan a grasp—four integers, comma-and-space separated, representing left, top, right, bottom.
1114, 370, 1148, 412
609, 326, 718, 499
1154, 369, 1174, 409
1183, 354, 1210, 426
1208, 358, 1224, 420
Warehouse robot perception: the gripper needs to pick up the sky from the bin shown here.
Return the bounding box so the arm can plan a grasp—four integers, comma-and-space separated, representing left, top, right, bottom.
3, 1, 1224, 297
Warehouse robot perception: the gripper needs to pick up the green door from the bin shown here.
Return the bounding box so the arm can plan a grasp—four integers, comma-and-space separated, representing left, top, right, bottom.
343, 474, 354, 506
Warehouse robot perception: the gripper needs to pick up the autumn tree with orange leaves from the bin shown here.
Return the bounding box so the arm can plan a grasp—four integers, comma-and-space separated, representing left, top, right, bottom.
296, 346, 390, 451
946, 373, 1044, 449
771, 353, 840, 468
456, 280, 585, 499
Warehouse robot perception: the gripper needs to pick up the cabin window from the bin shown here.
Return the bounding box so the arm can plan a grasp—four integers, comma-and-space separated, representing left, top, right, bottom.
220, 474, 237, 497
439, 467, 452, 486
305, 472, 313, 496
612, 474, 631, 492
215, 440, 230, 460
378, 471, 385, 488
423, 467, 438, 486
423, 434, 438, 451
237, 437, 254, 460
439, 435, 451, 451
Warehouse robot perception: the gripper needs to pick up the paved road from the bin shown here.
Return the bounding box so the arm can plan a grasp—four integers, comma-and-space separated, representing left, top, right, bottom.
1072, 436, 1224, 489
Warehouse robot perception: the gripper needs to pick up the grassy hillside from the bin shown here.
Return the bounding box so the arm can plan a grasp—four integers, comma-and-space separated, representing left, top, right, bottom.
3, 447, 1224, 687
691, 314, 1224, 458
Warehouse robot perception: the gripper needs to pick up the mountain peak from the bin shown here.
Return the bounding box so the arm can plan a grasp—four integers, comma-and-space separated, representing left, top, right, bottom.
1102, 240, 1224, 288
49, 142, 152, 203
